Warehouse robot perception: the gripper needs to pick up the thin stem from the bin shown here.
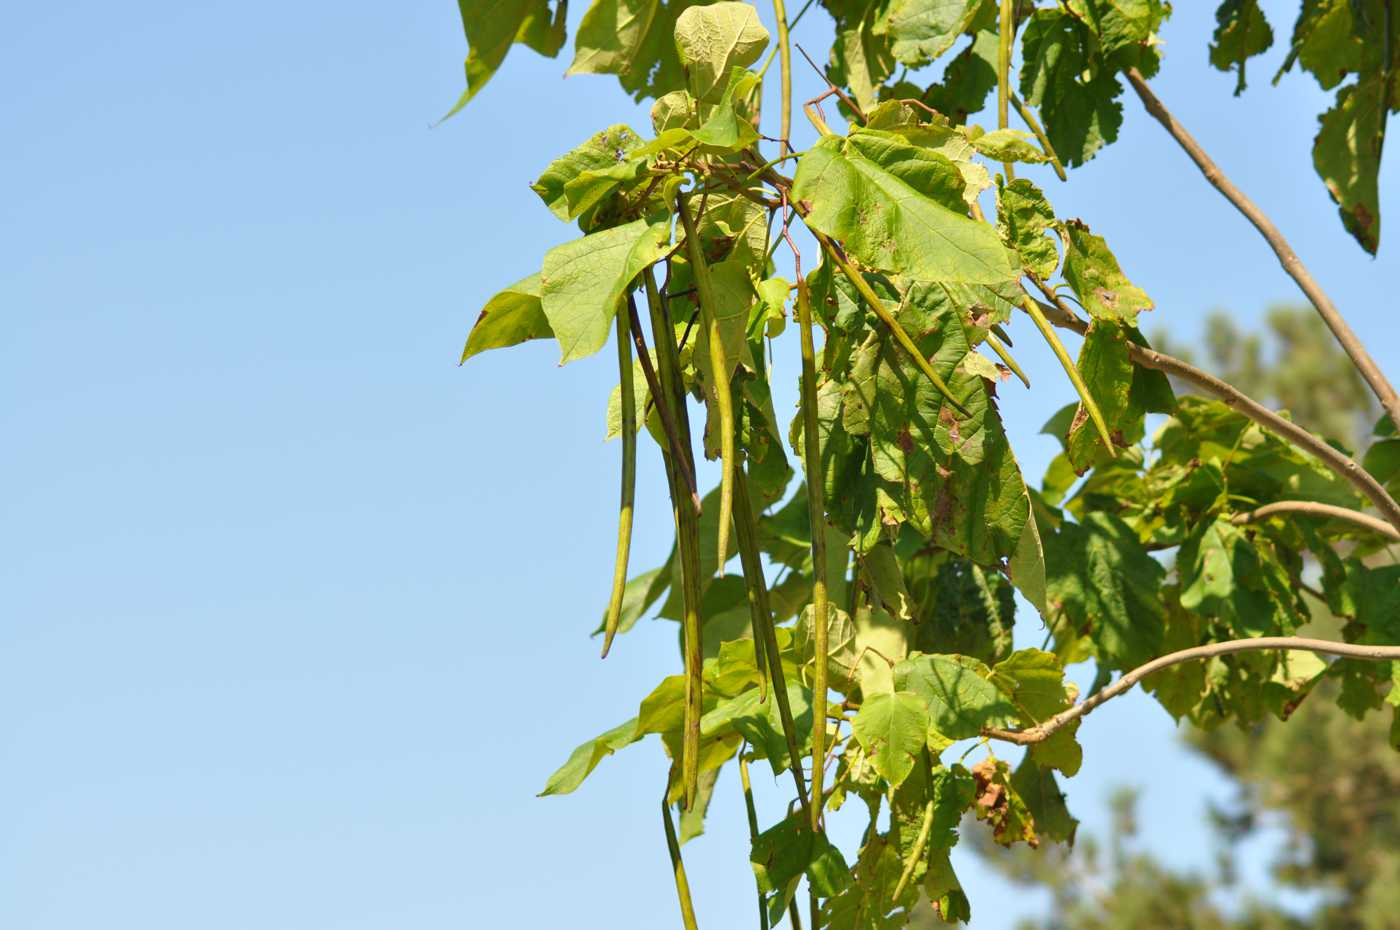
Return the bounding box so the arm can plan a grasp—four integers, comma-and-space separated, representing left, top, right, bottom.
986, 332, 1030, 388
1009, 90, 1066, 181
644, 269, 705, 811
678, 193, 737, 577
789, 0, 817, 30
1123, 67, 1400, 430
662, 784, 701, 930
891, 797, 935, 902
1019, 288, 1115, 454
813, 233, 970, 417
601, 304, 638, 658
984, 637, 1400, 746
997, 0, 1015, 182
734, 468, 813, 820
773, 0, 793, 156
627, 293, 702, 514
739, 754, 771, 930
795, 274, 831, 846
1030, 282, 1400, 531
1232, 500, 1400, 542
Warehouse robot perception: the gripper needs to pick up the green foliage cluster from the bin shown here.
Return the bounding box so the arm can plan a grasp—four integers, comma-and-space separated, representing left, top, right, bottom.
450, 2, 1400, 926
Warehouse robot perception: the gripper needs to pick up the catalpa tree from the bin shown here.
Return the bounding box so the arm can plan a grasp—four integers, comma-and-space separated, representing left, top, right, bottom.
451, 2, 1400, 927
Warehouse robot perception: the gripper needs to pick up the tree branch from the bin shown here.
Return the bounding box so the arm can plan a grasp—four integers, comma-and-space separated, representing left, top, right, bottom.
1233, 500, 1400, 542
1028, 283, 1400, 532
984, 637, 1400, 746
1123, 67, 1400, 430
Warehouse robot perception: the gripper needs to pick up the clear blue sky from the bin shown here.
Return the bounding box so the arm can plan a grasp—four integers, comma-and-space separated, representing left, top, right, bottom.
3, 2, 1395, 928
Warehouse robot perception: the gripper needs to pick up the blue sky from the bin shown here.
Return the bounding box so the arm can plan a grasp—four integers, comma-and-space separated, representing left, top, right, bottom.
3, 2, 1396, 928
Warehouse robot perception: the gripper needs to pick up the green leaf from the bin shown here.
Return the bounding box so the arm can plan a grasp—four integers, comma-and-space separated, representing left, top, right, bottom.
1010, 756, 1077, 844
568, 0, 706, 101
672, 1, 769, 103
1209, 0, 1274, 94
852, 690, 930, 787
908, 554, 1016, 665
1060, 219, 1154, 324
591, 565, 670, 637
989, 649, 1072, 723
531, 125, 645, 221
540, 217, 671, 363
1044, 511, 1165, 671
883, 0, 989, 69
538, 718, 641, 795
701, 682, 815, 775
893, 653, 1015, 739
923, 29, 1000, 124
1179, 517, 1307, 637
1314, 77, 1385, 254
461, 273, 553, 363
996, 177, 1060, 279
792, 136, 1020, 285
445, 0, 567, 118
751, 814, 854, 897
1019, 9, 1124, 167
826, 0, 898, 112
845, 128, 969, 212
1064, 321, 1152, 471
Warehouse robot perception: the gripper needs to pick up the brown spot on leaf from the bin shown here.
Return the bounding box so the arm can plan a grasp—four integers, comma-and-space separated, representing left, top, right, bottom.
897, 427, 914, 452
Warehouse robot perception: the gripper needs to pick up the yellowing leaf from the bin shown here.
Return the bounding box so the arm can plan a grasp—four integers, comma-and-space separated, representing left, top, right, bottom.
461, 273, 552, 363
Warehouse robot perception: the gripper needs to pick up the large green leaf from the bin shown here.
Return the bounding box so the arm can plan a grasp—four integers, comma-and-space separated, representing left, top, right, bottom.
1019, 9, 1124, 167
539, 217, 671, 363
883, 0, 989, 69
852, 690, 930, 787
568, 0, 708, 101
893, 653, 1014, 739
538, 718, 641, 795
673, 1, 769, 102
446, 0, 567, 117
461, 273, 553, 363
791, 135, 1020, 285
1044, 511, 1165, 671
826, 0, 898, 111
751, 814, 855, 897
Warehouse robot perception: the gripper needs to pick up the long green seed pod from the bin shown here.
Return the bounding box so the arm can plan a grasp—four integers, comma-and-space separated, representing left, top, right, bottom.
734, 468, 811, 820
600, 304, 637, 659
729, 419, 769, 704
986, 331, 1031, 388
1020, 289, 1116, 454
627, 293, 702, 515
643, 268, 705, 811
795, 275, 830, 843
662, 783, 701, 930
814, 232, 969, 416
677, 193, 736, 575
997, 0, 1016, 181
738, 754, 771, 930
891, 797, 936, 902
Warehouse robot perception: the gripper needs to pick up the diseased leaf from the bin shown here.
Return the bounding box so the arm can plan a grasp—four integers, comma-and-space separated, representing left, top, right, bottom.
532, 125, 645, 221
969, 128, 1050, 164
852, 690, 931, 786
461, 273, 552, 363
540, 217, 671, 363
1314, 77, 1385, 254
1061, 219, 1154, 324
971, 755, 1038, 847
791, 135, 1020, 285
997, 177, 1061, 279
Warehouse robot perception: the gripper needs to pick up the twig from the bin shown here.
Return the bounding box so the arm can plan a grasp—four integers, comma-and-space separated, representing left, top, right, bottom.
983, 637, 1400, 746
796, 44, 864, 124
1123, 67, 1400, 430
1029, 282, 1400, 532
600, 304, 638, 658
1232, 500, 1400, 542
